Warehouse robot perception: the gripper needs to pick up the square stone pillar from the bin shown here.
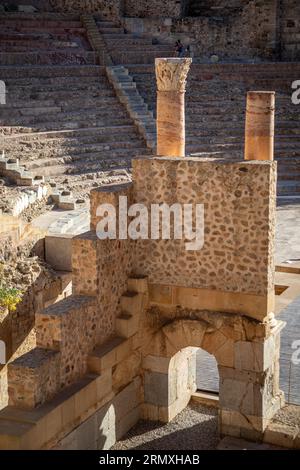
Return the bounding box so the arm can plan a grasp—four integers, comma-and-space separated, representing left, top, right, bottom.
142, 348, 197, 422
155, 58, 192, 157
219, 320, 285, 441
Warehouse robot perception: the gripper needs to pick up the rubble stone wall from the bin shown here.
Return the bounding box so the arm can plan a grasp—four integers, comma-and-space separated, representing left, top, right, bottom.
131, 157, 276, 299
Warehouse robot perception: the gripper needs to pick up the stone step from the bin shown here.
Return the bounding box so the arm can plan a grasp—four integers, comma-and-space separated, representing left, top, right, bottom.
0, 64, 104, 79
3, 91, 116, 107
2, 124, 140, 140
26, 147, 150, 170
8, 347, 60, 409
0, 37, 85, 48
120, 290, 144, 317
36, 295, 96, 351
1, 96, 124, 115
0, 51, 97, 66
0, 18, 82, 29
98, 27, 124, 34
3, 132, 141, 153
17, 140, 146, 160
38, 158, 133, 177
87, 336, 130, 374
1, 114, 132, 131
104, 38, 155, 47
277, 180, 300, 195
115, 312, 138, 339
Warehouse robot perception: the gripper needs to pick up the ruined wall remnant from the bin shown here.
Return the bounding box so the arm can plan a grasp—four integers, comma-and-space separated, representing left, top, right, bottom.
48, 0, 299, 60
0, 58, 287, 449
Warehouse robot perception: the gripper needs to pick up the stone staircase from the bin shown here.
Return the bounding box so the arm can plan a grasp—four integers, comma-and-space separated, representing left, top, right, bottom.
129, 62, 300, 197
96, 17, 174, 65
106, 66, 156, 151
0, 12, 95, 65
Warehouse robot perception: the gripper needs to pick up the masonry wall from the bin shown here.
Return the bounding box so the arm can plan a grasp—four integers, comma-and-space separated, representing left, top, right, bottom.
281, 0, 300, 60
0, 224, 71, 410
131, 157, 276, 298
124, 0, 279, 60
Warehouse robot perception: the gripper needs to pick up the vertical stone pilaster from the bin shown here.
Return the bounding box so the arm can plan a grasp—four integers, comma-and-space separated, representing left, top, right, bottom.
219, 320, 285, 441
155, 58, 192, 157
244, 91, 275, 161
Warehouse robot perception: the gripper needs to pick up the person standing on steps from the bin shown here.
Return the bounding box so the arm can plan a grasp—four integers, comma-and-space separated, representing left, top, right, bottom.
175, 39, 184, 58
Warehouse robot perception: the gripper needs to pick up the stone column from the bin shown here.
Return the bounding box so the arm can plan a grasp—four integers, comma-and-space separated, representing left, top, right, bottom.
155, 58, 192, 157
244, 91, 275, 161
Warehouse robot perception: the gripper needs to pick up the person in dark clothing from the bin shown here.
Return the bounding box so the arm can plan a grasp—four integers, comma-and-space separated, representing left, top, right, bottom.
175, 40, 184, 58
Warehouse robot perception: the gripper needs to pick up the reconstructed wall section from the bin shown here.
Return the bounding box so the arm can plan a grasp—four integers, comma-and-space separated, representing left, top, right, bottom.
91, 157, 277, 322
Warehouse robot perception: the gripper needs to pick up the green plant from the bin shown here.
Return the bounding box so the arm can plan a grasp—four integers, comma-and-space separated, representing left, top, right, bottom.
0, 286, 22, 312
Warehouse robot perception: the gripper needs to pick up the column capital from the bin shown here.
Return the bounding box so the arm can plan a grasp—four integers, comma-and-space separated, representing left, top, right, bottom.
155, 58, 192, 93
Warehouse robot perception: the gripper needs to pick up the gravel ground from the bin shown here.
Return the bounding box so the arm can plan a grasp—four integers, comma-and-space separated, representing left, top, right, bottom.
112, 402, 219, 450
272, 404, 300, 428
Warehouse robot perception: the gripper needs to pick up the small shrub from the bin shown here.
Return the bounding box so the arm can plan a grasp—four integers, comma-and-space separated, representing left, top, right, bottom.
0, 286, 22, 313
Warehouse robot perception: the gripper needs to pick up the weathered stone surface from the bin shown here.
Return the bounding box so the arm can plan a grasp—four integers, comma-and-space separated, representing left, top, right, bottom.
245, 91, 275, 162
132, 157, 276, 319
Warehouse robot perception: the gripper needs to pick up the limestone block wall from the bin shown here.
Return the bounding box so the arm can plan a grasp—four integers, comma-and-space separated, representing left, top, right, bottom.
128, 157, 276, 322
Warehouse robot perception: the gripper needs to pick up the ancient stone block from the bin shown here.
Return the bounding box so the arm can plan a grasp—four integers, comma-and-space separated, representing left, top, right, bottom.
144, 370, 176, 407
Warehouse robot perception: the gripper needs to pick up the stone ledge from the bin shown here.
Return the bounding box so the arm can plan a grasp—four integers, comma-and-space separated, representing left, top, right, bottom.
191, 391, 219, 409
88, 336, 133, 374
149, 283, 274, 322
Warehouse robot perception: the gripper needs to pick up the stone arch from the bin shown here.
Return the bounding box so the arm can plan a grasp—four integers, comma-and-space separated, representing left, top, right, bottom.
141, 315, 284, 439
144, 318, 235, 368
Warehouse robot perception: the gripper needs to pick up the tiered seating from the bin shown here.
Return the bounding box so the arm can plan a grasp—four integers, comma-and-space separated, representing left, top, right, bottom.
0, 13, 95, 65
0, 13, 151, 196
